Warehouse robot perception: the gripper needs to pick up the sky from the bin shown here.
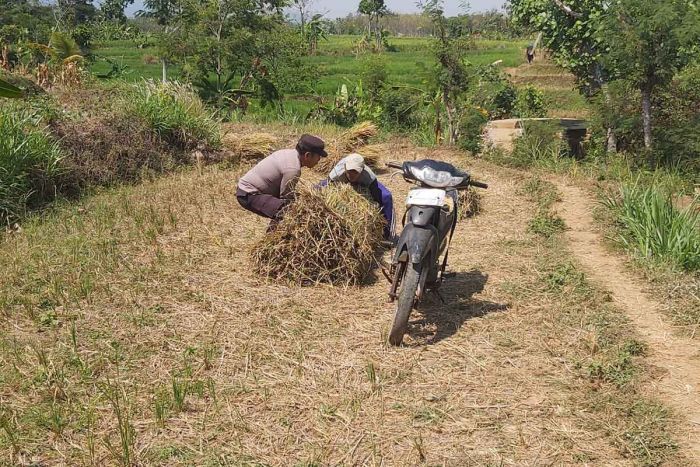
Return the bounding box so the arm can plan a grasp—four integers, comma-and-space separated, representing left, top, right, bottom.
124, 0, 506, 19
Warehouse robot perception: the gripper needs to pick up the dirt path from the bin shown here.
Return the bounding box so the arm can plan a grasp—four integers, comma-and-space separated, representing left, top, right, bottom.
554, 179, 700, 460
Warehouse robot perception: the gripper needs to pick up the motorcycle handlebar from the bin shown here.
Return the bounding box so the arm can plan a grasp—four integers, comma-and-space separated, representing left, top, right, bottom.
469, 180, 488, 189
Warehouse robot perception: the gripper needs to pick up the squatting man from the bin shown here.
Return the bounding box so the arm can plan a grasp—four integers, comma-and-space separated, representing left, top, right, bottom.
236, 135, 394, 238
236, 134, 327, 229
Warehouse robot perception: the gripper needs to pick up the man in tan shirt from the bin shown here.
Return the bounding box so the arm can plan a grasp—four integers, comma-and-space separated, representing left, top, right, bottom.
236, 134, 327, 222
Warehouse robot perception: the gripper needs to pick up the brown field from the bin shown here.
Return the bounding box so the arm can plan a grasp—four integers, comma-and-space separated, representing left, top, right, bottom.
1, 125, 694, 465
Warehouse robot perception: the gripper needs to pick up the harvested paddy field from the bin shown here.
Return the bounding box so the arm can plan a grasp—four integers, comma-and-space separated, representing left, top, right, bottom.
1, 131, 695, 465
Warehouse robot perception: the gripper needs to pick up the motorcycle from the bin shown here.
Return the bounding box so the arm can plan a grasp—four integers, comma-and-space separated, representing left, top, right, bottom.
385, 159, 488, 346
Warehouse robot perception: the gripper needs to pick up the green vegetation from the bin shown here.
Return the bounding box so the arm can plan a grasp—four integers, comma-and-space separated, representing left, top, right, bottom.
0, 103, 64, 225
89, 35, 528, 101
129, 81, 221, 150
520, 177, 567, 238
603, 180, 700, 271
0, 80, 219, 225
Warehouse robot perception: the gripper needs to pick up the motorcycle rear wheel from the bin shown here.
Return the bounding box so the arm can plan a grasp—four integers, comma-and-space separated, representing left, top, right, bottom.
389, 261, 424, 346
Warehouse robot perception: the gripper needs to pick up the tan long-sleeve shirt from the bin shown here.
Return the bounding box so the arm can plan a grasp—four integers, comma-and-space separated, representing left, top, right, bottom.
237, 149, 301, 199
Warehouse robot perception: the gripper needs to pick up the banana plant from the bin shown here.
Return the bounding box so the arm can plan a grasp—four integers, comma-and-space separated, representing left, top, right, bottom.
28, 31, 84, 65
0, 78, 22, 98
306, 14, 328, 55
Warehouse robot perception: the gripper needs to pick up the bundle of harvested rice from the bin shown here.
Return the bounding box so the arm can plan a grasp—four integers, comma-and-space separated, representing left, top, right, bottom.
338, 121, 378, 153
315, 122, 380, 174
251, 183, 385, 285
458, 187, 482, 219
222, 132, 280, 162
353, 144, 386, 169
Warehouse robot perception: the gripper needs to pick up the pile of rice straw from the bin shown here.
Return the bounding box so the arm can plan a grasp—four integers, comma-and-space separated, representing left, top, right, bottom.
316, 121, 379, 174
458, 187, 482, 219
352, 143, 386, 170
222, 132, 280, 162
251, 183, 385, 285
337, 121, 378, 153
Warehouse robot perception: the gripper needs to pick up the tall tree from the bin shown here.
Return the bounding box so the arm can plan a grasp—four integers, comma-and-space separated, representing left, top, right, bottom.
100, 0, 135, 24
161, 0, 289, 107
138, 0, 180, 27
57, 0, 97, 27
420, 0, 470, 144
596, 0, 700, 149
509, 0, 619, 151
292, 0, 315, 35
358, 0, 388, 50
137, 0, 184, 81
0, 0, 55, 43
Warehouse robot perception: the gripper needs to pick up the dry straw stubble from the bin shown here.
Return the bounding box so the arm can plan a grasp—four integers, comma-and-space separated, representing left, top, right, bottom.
222, 132, 281, 163
251, 183, 385, 285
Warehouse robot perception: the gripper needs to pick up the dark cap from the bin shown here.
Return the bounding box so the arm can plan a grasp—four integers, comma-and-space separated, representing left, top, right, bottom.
297, 134, 328, 158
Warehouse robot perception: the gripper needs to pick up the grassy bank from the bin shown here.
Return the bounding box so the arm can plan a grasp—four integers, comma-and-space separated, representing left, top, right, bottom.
0, 80, 221, 227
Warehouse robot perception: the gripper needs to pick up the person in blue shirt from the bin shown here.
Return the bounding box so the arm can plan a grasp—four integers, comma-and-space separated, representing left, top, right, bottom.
320, 153, 394, 240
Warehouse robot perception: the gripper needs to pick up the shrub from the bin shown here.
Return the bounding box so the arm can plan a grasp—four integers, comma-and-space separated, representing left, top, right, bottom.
602, 180, 700, 271
515, 85, 547, 118
308, 84, 360, 127
468, 65, 517, 119
52, 115, 179, 192
457, 106, 488, 153
360, 56, 388, 103
381, 88, 419, 130
128, 81, 221, 151
0, 103, 64, 224
490, 85, 518, 119
653, 65, 700, 171
510, 121, 565, 167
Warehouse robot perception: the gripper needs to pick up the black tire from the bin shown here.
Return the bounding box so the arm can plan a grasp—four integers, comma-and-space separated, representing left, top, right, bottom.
389, 261, 423, 346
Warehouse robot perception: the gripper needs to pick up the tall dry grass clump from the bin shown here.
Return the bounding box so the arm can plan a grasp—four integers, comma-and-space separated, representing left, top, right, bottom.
222, 132, 280, 162
316, 121, 379, 174
251, 183, 385, 285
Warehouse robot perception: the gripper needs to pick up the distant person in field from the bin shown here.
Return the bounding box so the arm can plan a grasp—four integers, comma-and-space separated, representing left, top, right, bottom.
237, 134, 327, 228
526, 44, 535, 64
319, 153, 394, 239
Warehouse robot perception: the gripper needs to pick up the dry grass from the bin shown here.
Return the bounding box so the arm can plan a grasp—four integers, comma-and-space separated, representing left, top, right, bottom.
337, 121, 379, 153
221, 131, 281, 163
353, 143, 387, 170
0, 134, 689, 466
251, 183, 385, 285
51, 115, 180, 192
458, 187, 482, 219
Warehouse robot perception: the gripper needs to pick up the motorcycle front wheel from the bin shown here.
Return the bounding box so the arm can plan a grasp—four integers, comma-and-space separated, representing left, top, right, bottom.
389, 260, 426, 346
